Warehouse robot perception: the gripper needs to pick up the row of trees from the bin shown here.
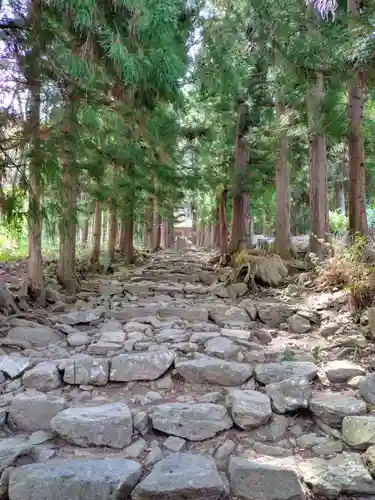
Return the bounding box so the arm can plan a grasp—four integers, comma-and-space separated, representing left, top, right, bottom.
1, 0, 197, 303
2, 0, 375, 306
189, 0, 375, 259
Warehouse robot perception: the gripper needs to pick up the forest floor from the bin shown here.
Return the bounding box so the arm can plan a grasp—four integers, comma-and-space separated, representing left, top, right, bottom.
0, 249, 374, 499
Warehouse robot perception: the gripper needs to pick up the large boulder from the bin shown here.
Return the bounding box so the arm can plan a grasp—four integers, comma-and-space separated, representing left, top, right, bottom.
50, 402, 133, 448
309, 392, 367, 428
0, 437, 34, 474
8, 459, 141, 500
300, 453, 375, 498
0, 356, 32, 379
152, 403, 232, 441
342, 416, 375, 449
256, 302, 295, 327
110, 351, 175, 382
226, 390, 272, 430
255, 362, 318, 385
8, 391, 65, 431
229, 456, 304, 500
3, 327, 62, 348
265, 377, 311, 414
62, 355, 109, 386
175, 355, 253, 386
209, 305, 250, 327
323, 360, 365, 384
132, 453, 228, 500
22, 362, 61, 391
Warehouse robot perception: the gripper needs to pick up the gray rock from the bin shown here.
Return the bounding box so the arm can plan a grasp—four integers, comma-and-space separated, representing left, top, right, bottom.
0, 437, 33, 474
189, 332, 220, 344
309, 392, 367, 428
132, 452, 228, 500
253, 442, 293, 457
158, 307, 208, 321
287, 314, 311, 334
4, 327, 61, 348
175, 355, 253, 386
125, 438, 147, 458
22, 362, 61, 391
50, 402, 133, 448
300, 453, 375, 498
9, 459, 141, 500
209, 305, 250, 327
63, 355, 109, 386
0, 356, 31, 379
110, 351, 175, 382
342, 416, 375, 449
59, 310, 99, 325
8, 391, 65, 431
323, 360, 365, 383
145, 446, 164, 466
257, 302, 295, 327
204, 337, 240, 359
163, 436, 186, 452
229, 456, 304, 500
358, 373, 375, 404
67, 332, 91, 347
152, 403, 232, 441
226, 390, 272, 430
220, 328, 252, 341
214, 439, 236, 462
155, 329, 188, 343
133, 411, 149, 435
265, 377, 311, 413
255, 362, 318, 385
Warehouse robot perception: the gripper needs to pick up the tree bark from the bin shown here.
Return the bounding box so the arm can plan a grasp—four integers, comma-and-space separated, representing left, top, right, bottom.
143, 195, 154, 250
275, 93, 294, 259
108, 206, 117, 260
347, 0, 368, 236
230, 102, 250, 252
91, 200, 101, 264
81, 216, 89, 246
219, 188, 228, 254
58, 163, 79, 291
123, 212, 134, 264
153, 203, 162, 250
307, 72, 329, 258
27, 0, 45, 305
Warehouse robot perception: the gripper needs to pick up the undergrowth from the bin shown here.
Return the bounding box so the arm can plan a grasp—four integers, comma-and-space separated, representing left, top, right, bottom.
316, 234, 375, 310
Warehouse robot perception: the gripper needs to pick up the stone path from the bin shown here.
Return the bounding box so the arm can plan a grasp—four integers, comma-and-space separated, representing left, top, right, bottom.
0, 249, 375, 499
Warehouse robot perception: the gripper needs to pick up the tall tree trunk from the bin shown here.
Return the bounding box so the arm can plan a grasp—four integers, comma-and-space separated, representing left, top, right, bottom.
58, 163, 79, 291
219, 188, 228, 254
123, 211, 134, 264
192, 204, 197, 246
108, 206, 117, 260
91, 200, 101, 264
230, 102, 250, 252
101, 209, 107, 247
307, 72, 329, 258
27, 0, 45, 305
143, 195, 154, 250
348, 0, 368, 235
57, 87, 79, 292
81, 216, 89, 246
212, 206, 220, 248
153, 203, 162, 250
275, 93, 294, 258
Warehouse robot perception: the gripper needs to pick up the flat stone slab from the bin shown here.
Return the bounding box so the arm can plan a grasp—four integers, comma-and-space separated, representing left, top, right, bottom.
226, 390, 272, 430
22, 362, 61, 391
323, 360, 365, 383
255, 362, 318, 385
209, 305, 250, 327
158, 307, 208, 321
62, 355, 109, 386
8, 391, 65, 432
50, 402, 133, 448
229, 456, 305, 500
59, 310, 99, 325
309, 392, 367, 428
300, 453, 375, 498
175, 355, 253, 386
342, 416, 375, 449
132, 453, 228, 500
4, 327, 61, 348
0, 356, 32, 379
110, 351, 175, 382
152, 403, 232, 441
9, 459, 141, 500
